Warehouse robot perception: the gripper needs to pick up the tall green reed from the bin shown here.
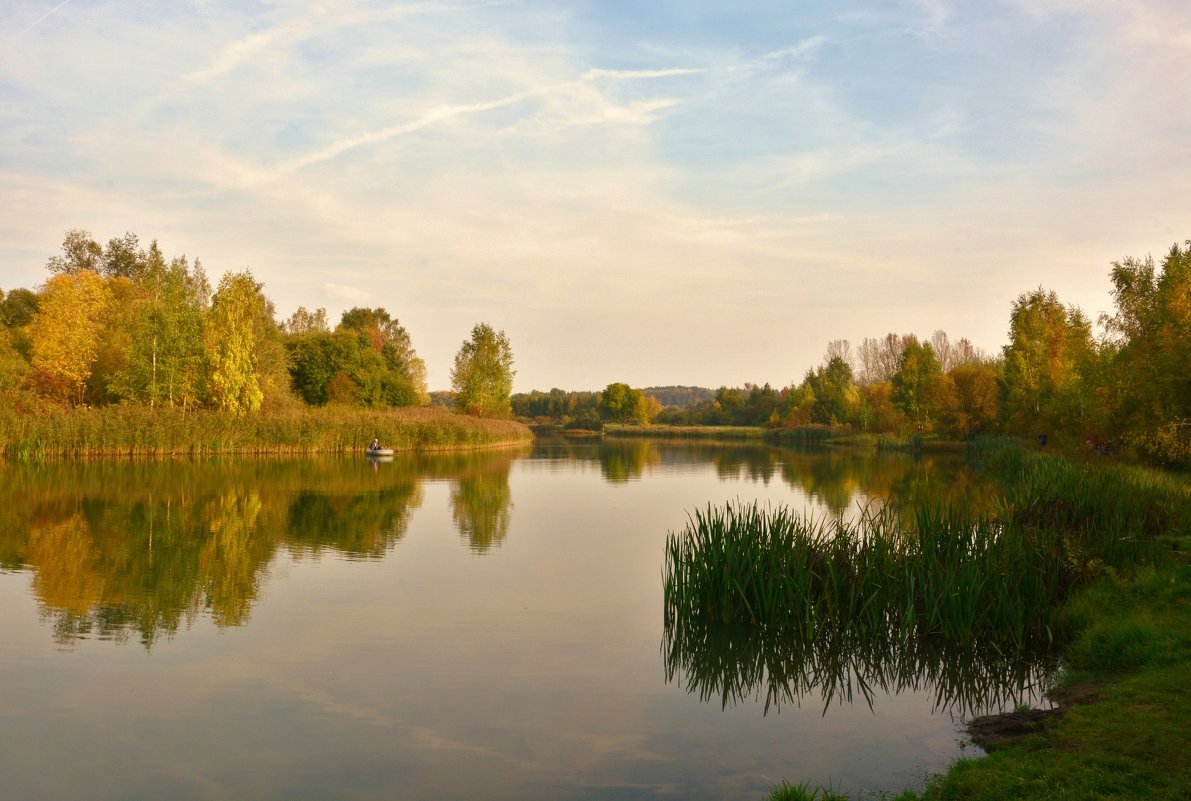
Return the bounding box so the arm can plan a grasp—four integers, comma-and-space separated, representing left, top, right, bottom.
662, 501, 1066, 653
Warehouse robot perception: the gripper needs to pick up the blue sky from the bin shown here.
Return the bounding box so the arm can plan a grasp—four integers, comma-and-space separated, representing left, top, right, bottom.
1, 0, 1188, 391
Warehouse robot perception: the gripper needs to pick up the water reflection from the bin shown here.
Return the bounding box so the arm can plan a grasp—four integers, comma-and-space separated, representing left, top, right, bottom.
1, 440, 996, 650
0, 450, 524, 646
663, 621, 1059, 719
450, 450, 516, 552
534, 436, 999, 520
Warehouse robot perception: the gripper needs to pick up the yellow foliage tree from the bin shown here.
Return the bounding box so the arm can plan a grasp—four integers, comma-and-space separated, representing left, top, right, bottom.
28, 270, 112, 404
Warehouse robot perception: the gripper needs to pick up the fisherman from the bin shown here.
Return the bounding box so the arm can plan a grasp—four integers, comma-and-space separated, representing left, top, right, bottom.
369, 437, 381, 452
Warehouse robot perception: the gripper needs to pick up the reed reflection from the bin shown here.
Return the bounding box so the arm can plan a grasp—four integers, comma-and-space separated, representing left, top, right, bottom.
663, 620, 1058, 719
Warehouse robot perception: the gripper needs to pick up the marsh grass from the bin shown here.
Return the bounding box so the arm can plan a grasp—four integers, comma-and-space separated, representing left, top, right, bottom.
0, 403, 532, 458
605, 424, 767, 440
663, 502, 1067, 652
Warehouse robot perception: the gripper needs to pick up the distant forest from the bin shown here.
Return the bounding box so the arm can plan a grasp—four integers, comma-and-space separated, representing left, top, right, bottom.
513, 241, 1191, 469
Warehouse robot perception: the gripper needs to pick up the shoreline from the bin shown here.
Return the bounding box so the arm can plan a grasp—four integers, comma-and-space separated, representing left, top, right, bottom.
0, 404, 533, 459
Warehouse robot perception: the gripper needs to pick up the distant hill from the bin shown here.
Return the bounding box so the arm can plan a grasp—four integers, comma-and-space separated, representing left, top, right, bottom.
643, 386, 715, 408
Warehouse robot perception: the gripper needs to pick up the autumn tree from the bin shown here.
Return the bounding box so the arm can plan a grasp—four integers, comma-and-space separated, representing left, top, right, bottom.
948, 362, 1000, 438
204, 272, 269, 414
451, 323, 514, 417
339, 307, 428, 405
1101, 242, 1191, 464
28, 270, 112, 403
856, 333, 913, 385
283, 306, 329, 335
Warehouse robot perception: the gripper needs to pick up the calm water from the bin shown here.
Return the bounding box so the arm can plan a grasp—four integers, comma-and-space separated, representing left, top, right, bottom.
0, 439, 1050, 800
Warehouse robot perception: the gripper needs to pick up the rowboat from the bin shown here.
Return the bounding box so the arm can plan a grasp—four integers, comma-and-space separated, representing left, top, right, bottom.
365, 447, 394, 457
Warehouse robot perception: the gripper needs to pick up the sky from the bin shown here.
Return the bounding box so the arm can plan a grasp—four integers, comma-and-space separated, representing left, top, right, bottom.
1, 1, 1188, 392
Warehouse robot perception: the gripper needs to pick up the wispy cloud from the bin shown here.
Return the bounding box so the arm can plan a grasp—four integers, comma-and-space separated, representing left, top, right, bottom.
270, 66, 696, 178
20, 0, 73, 34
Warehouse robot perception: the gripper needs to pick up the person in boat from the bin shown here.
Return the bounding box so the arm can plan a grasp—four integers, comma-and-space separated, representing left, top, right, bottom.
369, 437, 381, 452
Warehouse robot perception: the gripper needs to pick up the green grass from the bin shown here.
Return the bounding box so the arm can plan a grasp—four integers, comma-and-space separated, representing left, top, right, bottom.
0, 403, 533, 458
917, 559, 1191, 801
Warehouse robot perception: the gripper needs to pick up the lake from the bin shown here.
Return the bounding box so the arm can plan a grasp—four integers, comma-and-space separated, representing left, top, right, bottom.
0, 438, 1052, 800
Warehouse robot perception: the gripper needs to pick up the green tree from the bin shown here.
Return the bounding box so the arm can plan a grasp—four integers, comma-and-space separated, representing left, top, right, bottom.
451, 323, 515, 417
102, 232, 144, 280
1002, 288, 1094, 431
109, 248, 209, 409
0, 327, 28, 392
0, 287, 39, 364
286, 329, 394, 407
892, 338, 949, 433
806, 357, 859, 425
0, 287, 39, 330
599, 382, 645, 424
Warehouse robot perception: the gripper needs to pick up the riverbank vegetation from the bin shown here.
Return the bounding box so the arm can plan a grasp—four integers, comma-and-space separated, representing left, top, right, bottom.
0, 403, 531, 458
0, 229, 524, 453
661, 441, 1191, 800
514, 242, 1190, 469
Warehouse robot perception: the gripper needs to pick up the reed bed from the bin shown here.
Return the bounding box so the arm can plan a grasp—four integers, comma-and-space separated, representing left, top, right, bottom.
0, 403, 532, 459
662, 445, 1186, 718
604, 424, 767, 440
663, 501, 1070, 653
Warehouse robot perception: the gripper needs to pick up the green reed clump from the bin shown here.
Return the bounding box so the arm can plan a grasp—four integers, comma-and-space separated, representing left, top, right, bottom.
663, 501, 1068, 652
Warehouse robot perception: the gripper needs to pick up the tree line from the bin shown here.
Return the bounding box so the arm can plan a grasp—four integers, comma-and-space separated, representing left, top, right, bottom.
514, 242, 1190, 468
0, 230, 517, 418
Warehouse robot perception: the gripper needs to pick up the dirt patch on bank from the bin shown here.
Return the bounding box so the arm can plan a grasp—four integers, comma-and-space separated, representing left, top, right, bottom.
966, 682, 1106, 750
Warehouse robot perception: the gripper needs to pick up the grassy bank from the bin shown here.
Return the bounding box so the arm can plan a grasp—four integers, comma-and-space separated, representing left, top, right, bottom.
603, 422, 971, 453
0, 403, 533, 458
605, 423, 768, 440
917, 558, 1190, 801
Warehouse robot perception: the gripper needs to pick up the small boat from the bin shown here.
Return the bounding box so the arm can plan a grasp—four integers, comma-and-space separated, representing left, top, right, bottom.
365, 447, 394, 458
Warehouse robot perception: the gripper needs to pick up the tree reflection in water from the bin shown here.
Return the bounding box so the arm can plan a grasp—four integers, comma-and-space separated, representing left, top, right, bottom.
449, 450, 516, 552
0, 450, 524, 647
